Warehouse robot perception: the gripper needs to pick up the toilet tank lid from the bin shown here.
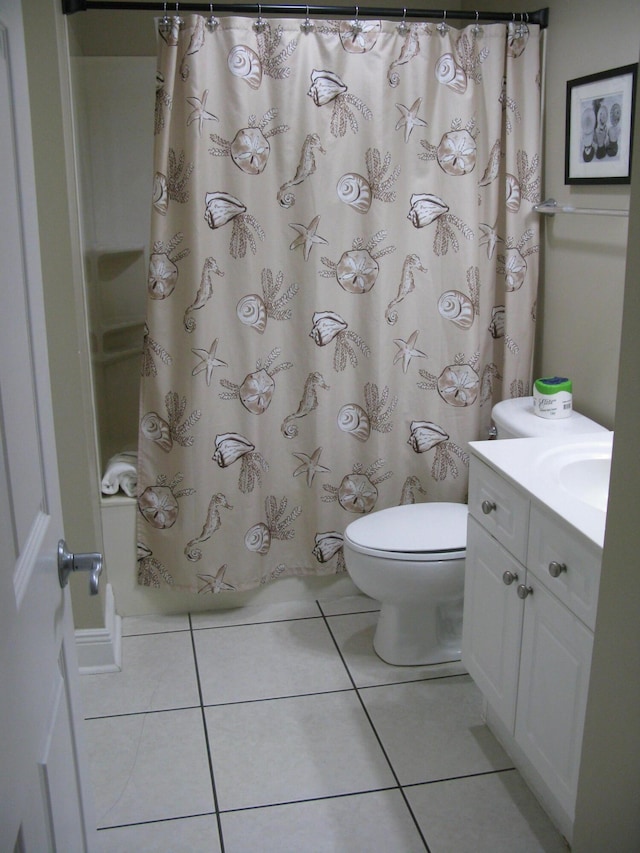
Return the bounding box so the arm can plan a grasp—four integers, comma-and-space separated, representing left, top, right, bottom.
492, 397, 608, 437
345, 502, 468, 554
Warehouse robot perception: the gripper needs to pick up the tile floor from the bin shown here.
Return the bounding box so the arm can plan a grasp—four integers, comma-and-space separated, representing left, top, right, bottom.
81, 595, 569, 852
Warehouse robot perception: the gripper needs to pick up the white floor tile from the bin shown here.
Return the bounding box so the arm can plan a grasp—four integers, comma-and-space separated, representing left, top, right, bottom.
317, 593, 380, 616
205, 691, 396, 811
327, 611, 466, 688
221, 789, 426, 852
360, 676, 513, 785
83, 598, 569, 851
97, 814, 222, 853
191, 599, 321, 629
86, 708, 214, 828
80, 631, 199, 717
194, 618, 352, 705
405, 770, 569, 852
121, 613, 190, 636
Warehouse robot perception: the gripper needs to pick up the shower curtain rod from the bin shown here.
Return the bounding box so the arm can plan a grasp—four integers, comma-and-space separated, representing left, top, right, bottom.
61, 0, 549, 28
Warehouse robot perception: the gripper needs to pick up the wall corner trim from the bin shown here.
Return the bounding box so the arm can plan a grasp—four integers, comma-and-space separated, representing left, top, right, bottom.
75, 583, 122, 675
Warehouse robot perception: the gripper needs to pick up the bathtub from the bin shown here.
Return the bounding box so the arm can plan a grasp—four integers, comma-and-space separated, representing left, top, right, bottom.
101, 496, 358, 617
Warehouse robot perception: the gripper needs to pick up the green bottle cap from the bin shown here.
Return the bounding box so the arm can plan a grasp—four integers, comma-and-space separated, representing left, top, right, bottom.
534, 376, 572, 395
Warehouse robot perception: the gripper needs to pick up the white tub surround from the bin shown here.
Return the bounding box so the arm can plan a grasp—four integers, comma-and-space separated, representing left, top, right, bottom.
100, 496, 359, 617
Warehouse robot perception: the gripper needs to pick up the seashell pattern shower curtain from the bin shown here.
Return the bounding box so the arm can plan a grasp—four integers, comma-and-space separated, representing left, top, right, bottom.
137, 14, 541, 593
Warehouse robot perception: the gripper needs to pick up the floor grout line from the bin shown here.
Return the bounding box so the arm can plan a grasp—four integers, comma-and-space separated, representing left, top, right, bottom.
317, 601, 433, 853
216, 784, 401, 814
96, 811, 217, 832
84, 704, 201, 721
188, 612, 226, 853
401, 765, 518, 790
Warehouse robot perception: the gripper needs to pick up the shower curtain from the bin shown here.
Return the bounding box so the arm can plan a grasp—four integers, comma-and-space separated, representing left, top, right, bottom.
137, 13, 541, 593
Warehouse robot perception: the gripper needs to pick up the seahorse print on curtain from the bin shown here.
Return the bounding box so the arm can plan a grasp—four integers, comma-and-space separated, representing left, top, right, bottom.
138, 15, 541, 593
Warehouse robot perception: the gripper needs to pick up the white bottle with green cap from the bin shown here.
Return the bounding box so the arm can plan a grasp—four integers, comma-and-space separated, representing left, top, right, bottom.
533, 376, 573, 419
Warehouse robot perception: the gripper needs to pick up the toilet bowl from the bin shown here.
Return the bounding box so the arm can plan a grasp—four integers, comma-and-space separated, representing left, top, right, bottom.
344, 502, 467, 665
343, 397, 608, 667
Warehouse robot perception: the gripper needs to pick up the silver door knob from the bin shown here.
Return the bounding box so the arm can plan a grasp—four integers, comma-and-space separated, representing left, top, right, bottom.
58, 540, 103, 596
482, 500, 497, 515
548, 561, 567, 578
517, 584, 533, 600
502, 570, 519, 585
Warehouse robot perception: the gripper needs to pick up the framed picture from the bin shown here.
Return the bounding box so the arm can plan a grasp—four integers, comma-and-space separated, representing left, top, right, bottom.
565, 64, 638, 185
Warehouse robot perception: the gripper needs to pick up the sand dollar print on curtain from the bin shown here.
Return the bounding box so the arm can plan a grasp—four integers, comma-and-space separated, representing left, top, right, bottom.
137, 15, 541, 592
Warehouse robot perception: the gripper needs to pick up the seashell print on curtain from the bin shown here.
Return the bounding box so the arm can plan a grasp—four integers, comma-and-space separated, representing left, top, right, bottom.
137, 15, 541, 592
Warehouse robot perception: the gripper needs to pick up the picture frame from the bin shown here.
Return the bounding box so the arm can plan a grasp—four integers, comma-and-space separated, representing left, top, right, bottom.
565, 64, 638, 185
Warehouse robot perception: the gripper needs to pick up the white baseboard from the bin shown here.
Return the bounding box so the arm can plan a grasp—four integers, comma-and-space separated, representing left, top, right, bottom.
75, 583, 122, 675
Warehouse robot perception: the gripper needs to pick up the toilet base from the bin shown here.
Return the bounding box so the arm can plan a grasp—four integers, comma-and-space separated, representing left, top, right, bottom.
373, 598, 463, 666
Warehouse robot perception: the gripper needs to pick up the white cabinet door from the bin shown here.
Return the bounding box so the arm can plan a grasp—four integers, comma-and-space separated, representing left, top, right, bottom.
527, 504, 601, 631
468, 458, 530, 564
462, 517, 524, 728
515, 579, 594, 819
0, 3, 96, 850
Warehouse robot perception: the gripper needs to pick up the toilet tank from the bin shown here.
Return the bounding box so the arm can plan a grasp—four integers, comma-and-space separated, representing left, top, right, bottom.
491, 397, 608, 440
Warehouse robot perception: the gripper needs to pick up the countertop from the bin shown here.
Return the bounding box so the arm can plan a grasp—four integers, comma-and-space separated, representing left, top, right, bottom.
468, 432, 614, 550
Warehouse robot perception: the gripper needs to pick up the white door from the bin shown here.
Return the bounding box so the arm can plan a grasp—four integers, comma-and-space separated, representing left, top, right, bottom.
0, 2, 97, 850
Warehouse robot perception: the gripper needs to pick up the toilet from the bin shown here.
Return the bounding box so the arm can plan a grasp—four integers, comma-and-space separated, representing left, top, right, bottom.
343, 397, 608, 666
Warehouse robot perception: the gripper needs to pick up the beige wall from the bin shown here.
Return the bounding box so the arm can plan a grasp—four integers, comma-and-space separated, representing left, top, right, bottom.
23, 0, 105, 629
572, 45, 640, 849
465, 0, 640, 429
535, 0, 640, 428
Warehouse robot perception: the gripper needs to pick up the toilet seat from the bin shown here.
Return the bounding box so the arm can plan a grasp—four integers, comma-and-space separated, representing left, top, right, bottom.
344, 502, 467, 562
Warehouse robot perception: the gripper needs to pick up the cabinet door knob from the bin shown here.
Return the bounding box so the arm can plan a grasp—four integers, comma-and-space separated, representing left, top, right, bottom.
502, 570, 518, 585
517, 584, 533, 600
481, 499, 497, 515
548, 561, 567, 578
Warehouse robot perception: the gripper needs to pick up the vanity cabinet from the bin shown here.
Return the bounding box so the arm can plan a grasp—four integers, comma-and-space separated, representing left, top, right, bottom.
463, 455, 601, 835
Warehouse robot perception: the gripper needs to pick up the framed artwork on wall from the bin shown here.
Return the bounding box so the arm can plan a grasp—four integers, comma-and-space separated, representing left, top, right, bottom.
565, 63, 638, 185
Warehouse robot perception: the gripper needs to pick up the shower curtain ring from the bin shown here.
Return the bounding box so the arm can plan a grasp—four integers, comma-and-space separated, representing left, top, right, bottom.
515, 11, 528, 38
436, 9, 449, 36
173, 1, 184, 30
397, 8, 410, 36
253, 3, 267, 33
472, 10, 482, 37
159, 1, 172, 34
206, 2, 220, 31
301, 5, 315, 33
350, 5, 363, 36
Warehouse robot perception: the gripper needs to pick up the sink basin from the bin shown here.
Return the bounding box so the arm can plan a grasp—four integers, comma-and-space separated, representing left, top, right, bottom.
538, 438, 612, 514
558, 457, 611, 511
469, 431, 613, 549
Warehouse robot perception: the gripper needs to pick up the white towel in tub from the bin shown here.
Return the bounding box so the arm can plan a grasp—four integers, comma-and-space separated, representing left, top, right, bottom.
101, 451, 138, 497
